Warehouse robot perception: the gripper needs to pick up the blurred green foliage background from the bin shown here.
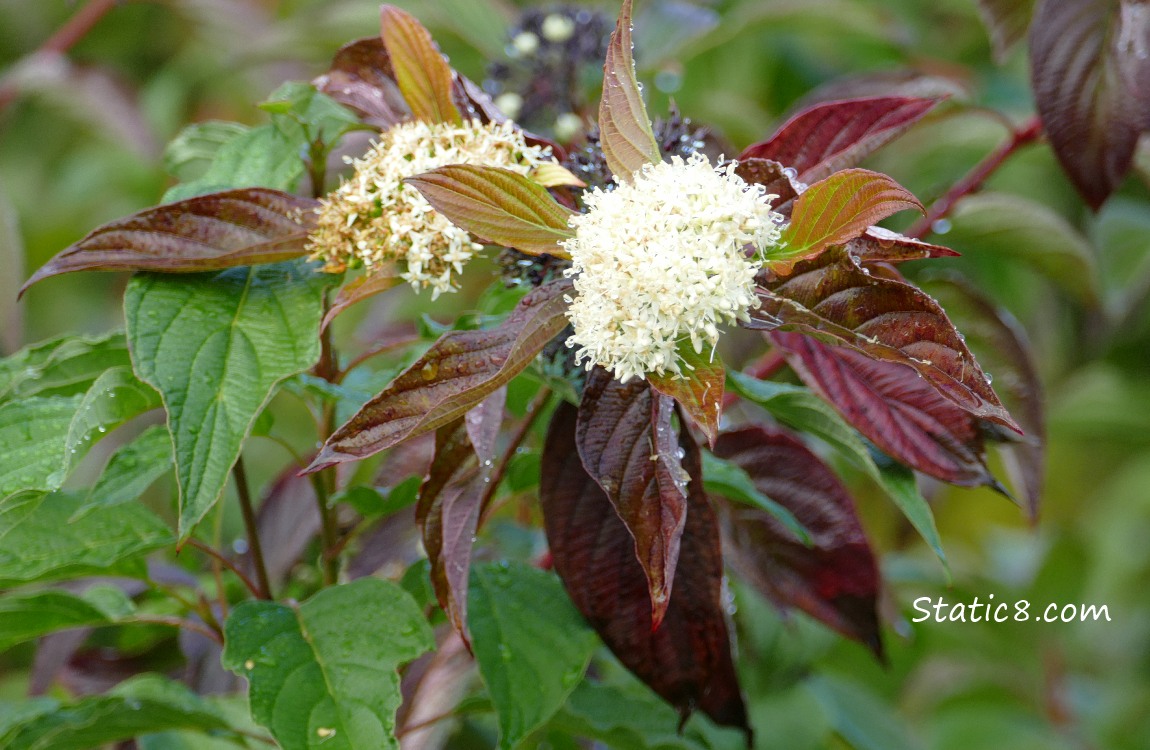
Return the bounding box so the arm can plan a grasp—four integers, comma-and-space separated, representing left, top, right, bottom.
2, 1, 1149, 748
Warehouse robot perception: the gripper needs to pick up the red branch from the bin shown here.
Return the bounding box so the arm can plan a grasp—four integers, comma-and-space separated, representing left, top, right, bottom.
0, 0, 120, 114
906, 116, 1043, 239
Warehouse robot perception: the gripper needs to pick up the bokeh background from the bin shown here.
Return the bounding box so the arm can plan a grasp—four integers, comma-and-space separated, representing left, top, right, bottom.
2, 1, 1149, 748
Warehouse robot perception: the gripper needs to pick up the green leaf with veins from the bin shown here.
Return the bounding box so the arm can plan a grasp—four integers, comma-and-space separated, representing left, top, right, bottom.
0, 332, 130, 403
125, 260, 331, 539
0, 585, 135, 654
74, 425, 174, 518
470, 562, 598, 749
222, 578, 433, 750
0, 492, 173, 588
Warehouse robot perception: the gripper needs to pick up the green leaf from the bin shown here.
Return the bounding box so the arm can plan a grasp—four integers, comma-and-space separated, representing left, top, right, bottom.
806, 674, 918, 750
700, 450, 810, 545
946, 193, 1100, 307
647, 343, 725, 446
405, 165, 576, 257
380, 4, 462, 125
870, 450, 948, 573
75, 425, 174, 518
0, 585, 134, 654
259, 81, 362, 146
772, 168, 922, 273
0, 674, 232, 750
164, 122, 309, 202
0, 332, 130, 402
124, 261, 330, 538
222, 578, 434, 750
599, 0, 662, 181
0, 492, 173, 587
470, 562, 598, 749
163, 121, 251, 182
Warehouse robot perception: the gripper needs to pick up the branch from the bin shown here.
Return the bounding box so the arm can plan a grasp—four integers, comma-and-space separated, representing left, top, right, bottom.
906, 116, 1043, 239
187, 538, 264, 600
234, 456, 273, 599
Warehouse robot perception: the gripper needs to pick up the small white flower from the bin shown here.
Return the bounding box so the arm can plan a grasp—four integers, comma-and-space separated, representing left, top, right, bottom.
562, 154, 785, 383
307, 120, 552, 298
541, 14, 576, 43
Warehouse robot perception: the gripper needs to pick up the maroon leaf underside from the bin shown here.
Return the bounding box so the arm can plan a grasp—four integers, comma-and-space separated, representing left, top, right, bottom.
739, 96, 942, 185
542, 401, 749, 735
713, 425, 883, 656
417, 418, 484, 640
1029, 0, 1150, 209
576, 369, 688, 628
919, 277, 1046, 516
848, 226, 960, 263
753, 250, 1020, 432
771, 331, 995, 487
732, 158, 802, 214
20, 189, 318, 295
306, 278, 572, 471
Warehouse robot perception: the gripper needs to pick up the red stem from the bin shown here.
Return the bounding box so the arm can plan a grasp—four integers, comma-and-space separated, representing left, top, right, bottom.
0, 0, 121, 114
906, 116, 1043, 239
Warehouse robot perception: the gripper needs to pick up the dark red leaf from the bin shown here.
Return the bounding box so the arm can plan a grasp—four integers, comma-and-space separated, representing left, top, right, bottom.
739, 96, 941, 184
312, 37, 411, 129
753, 249, 1021, 432
307, 278, 571, 471
1029, 0, 1150, 208
417, 418, 483, 640
599, 0, 662, 181
771, 331, 995, 487
464, 386, 507, 468
919, 276, 1046, 517
254, 464, 321, 587
20, 189, 317, 295
575, 369, 687, 628
541, 401, 749, 735
713, 425, 883, 656
848, 226, 960, 263
732, 158, 802, 214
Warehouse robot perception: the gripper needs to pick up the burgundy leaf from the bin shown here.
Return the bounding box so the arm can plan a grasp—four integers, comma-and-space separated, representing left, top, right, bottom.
753, 249, 1020, 432
1029, 0, 1150, 208
541, 401, 749, 735
772, 168, 923, 273
464, 386, 507, 468
647, 344, 725, 446
771, 331, 995, 487
307, 278, 571, 471
321, 269, 403, 331
599, 0, 662, 181
312, 37, 411, 129
976, 0, 1037, 62
848, 226, 960, 263
919, 276, 1045, 517
20, 189, 317, 295
405, 165, 577, 257
254, 464, 321, 587
417, 418, 483, 640
739, 96, 942, 184
714, 425, 883, 656
732, 158, 802, 214
380, 4, 462, 126
576, 369, 687, 628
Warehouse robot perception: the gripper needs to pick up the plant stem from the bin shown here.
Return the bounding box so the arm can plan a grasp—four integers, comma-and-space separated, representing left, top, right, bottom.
906, 115, 1043, 239
0, 0, 119, 114
233, 456, 273, 599
478, 388, 551, 522
312, 299, 342, 585
126, 615, 224, 646
187, 538, 264, 601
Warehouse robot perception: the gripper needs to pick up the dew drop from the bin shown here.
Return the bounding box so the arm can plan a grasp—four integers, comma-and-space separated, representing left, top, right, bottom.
420, 362, 439, 380
931, 218, 952, 235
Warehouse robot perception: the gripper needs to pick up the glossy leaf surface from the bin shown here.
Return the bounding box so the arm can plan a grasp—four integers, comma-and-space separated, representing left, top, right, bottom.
380, 4, 462, 125
599, 0, 662, 181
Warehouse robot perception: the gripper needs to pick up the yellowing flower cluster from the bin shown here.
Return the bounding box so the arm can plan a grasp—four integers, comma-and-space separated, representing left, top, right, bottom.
562, 154, 785, 383
307, 119, 551, 298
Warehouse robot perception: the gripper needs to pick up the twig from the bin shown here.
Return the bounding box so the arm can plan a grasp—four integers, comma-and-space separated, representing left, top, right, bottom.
313, 298, 342, 585
479, 388, 552, 522
906, 116, 1043, 239
234, 456, 273, 599
126, 615, 223, 646
0, 0, 120, 114
187, 538, 264, 600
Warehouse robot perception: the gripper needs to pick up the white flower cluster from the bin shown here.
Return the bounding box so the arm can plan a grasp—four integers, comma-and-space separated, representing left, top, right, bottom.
308, 119, 551, 298
562, 154, 785, 383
